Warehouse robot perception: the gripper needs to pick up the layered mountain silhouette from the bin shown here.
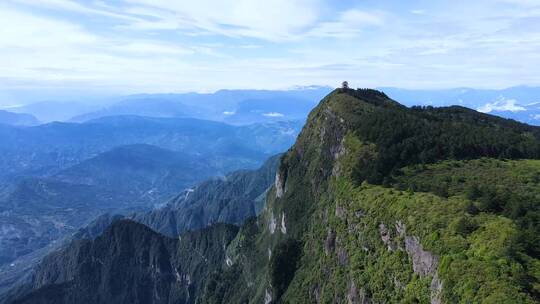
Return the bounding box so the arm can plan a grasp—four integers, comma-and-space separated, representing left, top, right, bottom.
0, 144, 220, 267
0, 111, 39, 126
69, 88, 331, 125
0, 116, 300, 295
10, 220, 238, 304
133, 154, 281, 237
0, 154, 281, 301
0, 116, 300, 180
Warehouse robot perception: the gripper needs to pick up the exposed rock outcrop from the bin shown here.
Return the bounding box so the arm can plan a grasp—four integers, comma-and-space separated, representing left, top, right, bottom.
264, 288, 272, 304
377, 221, 443, 304
378, 223, 396, 251
269, 213, 277, 234
335, 204, 346, 220
336, 247, 349, 266
324, 230, 336, 255
404, 236, 442, 304
405, 236, 438, 276
275, 170, 285, 199
347, 281, 370, 304
280, 212, 287, 234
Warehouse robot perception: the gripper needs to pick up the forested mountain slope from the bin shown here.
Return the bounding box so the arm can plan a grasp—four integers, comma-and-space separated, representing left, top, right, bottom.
203, 88, 540, 303
11, 220, 238, 304
8, 88, 540, 303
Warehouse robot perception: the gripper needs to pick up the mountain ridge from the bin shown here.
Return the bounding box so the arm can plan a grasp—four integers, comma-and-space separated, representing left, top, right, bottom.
132, 154, 281, 237
9, 220, 238, 304
68, 87, 332, 124
0, 111, 39, 126
0, 115, 299, 181
6, 88, 540, 303
203, 88, 540, 302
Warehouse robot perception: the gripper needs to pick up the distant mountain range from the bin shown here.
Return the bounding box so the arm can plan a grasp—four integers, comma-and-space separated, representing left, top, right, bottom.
0, 115, 301, 180
0, 111, 39, 126
4, 86, 540, 126
380, 86, 540, 125
3, 87, 332, 125
54, 144, 226, 203
6, 101, 102, 123
70, 88, 332, 125
0, 115, 300, 292
0, 144, 216, 270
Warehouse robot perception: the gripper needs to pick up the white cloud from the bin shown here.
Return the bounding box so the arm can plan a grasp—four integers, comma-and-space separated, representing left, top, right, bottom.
9, 0, 139, 21
477, 96, 526, 113
307, 9, 384, 38
108, 42, 194, 56
238, 44, 262, 49
410, 9, 426, 15
122, 0, 321, 41
496, 0, 540, 7
0, 4, 205, 90
223, 111, 235, 115
1, 0, 540, 94
0, 6, 98, 49
263, 112, 284, 117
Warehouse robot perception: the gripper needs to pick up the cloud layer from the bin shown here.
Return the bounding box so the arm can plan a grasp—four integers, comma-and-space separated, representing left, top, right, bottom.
477, 97, 526, 113
1, 0, 540, 94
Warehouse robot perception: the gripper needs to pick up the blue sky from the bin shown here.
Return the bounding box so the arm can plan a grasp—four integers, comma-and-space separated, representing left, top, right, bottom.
1, 0, 539, 95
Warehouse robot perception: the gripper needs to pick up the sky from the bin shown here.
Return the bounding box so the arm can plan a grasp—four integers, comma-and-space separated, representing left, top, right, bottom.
1, 0, 540, 98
